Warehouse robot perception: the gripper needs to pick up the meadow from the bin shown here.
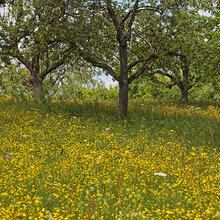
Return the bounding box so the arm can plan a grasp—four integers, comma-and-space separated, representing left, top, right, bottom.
0, 96, 219, 219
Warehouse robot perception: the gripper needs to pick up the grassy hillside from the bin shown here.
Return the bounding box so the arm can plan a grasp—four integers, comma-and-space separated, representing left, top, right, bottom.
0, 97, 219, 219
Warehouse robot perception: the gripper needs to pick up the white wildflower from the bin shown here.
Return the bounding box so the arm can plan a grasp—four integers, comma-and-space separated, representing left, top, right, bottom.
21, 135, 27, 138
154, 172, 167, 177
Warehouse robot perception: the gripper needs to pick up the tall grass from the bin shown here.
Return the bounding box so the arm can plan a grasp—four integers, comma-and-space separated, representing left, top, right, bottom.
0, 96, 219, 219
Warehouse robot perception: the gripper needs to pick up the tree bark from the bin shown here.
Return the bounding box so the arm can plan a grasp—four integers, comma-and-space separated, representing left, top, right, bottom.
118, 77, 129, 120
118, 39, 128, 120
29, 55, 43, 102
29, 74, 43, 102
180, 88, 188, 104
181, 57, 189, 104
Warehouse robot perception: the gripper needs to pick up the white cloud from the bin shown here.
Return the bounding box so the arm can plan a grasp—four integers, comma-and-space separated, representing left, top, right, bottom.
94, 74, 118, 89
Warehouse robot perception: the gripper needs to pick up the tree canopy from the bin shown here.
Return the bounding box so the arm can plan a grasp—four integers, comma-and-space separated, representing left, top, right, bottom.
0, 0, 83, 101
0, 0, 219, 118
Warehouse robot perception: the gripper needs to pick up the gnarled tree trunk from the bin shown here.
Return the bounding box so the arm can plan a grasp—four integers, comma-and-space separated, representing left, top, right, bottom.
29, 55, 43, 102
180, 88, 188, 104
29, 74, 43, 102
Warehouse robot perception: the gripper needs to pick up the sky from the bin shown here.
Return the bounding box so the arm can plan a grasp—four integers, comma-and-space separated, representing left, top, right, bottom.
94, 74, 118, 88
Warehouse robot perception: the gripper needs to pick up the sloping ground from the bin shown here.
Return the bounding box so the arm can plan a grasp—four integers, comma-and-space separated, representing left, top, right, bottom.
0, 97, 219, 219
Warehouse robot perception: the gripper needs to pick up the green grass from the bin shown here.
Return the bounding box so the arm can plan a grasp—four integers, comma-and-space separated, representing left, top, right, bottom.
0, 97, 219, 219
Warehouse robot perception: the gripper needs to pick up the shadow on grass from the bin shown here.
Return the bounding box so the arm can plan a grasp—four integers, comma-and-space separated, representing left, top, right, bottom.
2, 98, 219, 150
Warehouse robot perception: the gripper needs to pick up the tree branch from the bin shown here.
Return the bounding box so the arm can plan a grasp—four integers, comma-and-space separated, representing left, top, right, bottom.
14, 47, 32, 72
41, 59, 65, 80
106, 0, 122, 41
128, 63, 150, 84
128, 54, 162, 84
121, 10, 132, 25
187, 77, 199, 90
128, 50, 187, 73
152, 76, 177, 89
127, 50, 189, 84
151, 69, 178, 84
41, 47, 73, 80
127, 0, 140, 40
136, 5, 166, 16
71, 42, 119, 81
79, 52, 119, 81
128, 54, 159, 71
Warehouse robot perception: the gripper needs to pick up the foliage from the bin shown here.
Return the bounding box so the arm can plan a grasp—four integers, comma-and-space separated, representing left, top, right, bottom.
64, 0, 219, 117
0, 0, 219, 116
0, 0, 84, 101
0, 97, 219, 219
132, 0, 219, 104
72, 84, 119, 100
129, 76, 220, 102
0, 62, 33, 99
